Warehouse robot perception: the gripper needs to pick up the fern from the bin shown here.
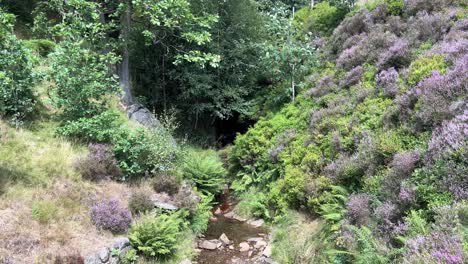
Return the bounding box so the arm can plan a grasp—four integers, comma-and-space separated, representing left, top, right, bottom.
347, 225, 390, 264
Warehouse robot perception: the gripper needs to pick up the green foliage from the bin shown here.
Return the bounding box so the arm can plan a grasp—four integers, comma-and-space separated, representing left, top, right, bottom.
317, 186, 348, 234
347, 225, 390, 264
235, 188, 271, 219
121, 248, 139, 264
407, 55, 447, 86
305, 2, 345, 36
32, 200, 59, 224
0, 8, 36, 123
182, 149, 226, 195
23, 39, 55, 57
113, 128, 179, 180
48, 41, 119, 120
129, 212, 185, 258
190, 193, 214, 234
385, 0, 404, 15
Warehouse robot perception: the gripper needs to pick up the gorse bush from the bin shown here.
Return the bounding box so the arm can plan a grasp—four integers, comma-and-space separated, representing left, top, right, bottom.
129, 212, 185, 258
183, 149, 226, 195
0, 9, 36, 123
90, 199, 132, 233
74, 144, 122, 181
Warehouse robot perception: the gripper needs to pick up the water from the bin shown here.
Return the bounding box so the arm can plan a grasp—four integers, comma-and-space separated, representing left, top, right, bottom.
195, 189, 268, 264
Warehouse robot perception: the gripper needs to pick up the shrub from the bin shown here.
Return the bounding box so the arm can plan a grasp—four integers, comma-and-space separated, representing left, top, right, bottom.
235, 188, 271, 219
129, 212, 184, 258
90, 199, 132, 233
404, 0, 456, 15
346, 193, 371, 226
54, 254, 84, 264
74, 144, 122, 181
120, 249, 139, 264
182, 149, 226, 195
306, 75, 337, 97
376, 67, 399, 98
48, 41, 119, 120
407, 12, 450, 44
427, 111, 467, 161
113, 128, 179, 180
190, 193, 214, 234
340, 66, 363, 88
407, 55, 447, 86
0, 9, 36, 122
306, 2, 345, 36
129, 190, 154, 215
56, 110, 124, 143
385, 0, 404, 15
377, 39, 411, 69
23, 39, 55, 57
151, 174, 180, 195
32, 200, 59, 224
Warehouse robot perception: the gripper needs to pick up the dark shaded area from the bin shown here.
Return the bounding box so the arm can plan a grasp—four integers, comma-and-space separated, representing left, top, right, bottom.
215, 113, 255, 147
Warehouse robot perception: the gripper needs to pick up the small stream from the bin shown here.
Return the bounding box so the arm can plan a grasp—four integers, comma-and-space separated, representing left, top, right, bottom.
195, 189, 269, 264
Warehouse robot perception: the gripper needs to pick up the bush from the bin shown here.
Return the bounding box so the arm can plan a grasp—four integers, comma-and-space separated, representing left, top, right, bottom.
235, 188, 270, 219
376, 67, 400, 98
113, 128, 179, 180
48, 41, 119, 120
0, 9, 36, 122
54, 254, 84, 264
129, 212, 184, 258
340, 65, 364, 88
56, 110, 124, 143
305, 2, 345, 36
190, 193, 214, 234
151, 174, 180, 195
346, 193, 371, 226
385, 0, 404, 15
90, 199, 132, 233
23, 39, 55, 57
377, 39, 411, 69
129, 190, 154, 215
32, 200, 58, 224
74, 144, 122, 181
182, 149, 226, 195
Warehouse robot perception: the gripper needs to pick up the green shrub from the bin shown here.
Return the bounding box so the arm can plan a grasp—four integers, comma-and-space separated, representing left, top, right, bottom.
32, 200, 58, 224
306, 2, 345, 36
129, 190, 154, 215
385, 0, 404, 15
235, 188, 270, 219
407, 55, 447, 86
129, 212, 184, 258
120, 248, 139, 264
113, 127, 179, 180
23, 39, 55, 57
182, 149, 226, 195
0, 9, 36, 122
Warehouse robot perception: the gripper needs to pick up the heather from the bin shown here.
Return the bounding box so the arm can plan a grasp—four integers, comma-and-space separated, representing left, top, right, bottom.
90, 199, 132, 233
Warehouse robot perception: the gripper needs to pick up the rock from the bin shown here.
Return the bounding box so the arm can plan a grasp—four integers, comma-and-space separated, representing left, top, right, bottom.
229, 245, 234, 250
239, 242, 250, 252
199, 240, 219, 250
248, 219, 264, 228
219, 233, 231, 245
109, 256, 119, 264
263, 257, 278, 264
248, 251, 253, 257
127, 103, 161, 129
209, 216, 218, 222
84, 255, 100, 264
262, 245, 272, 258
224, 211, 246, 222
154, 201, 178, 210
247, 237, 263, 242
98, 247, 110, 263
214, 207, 222, 215
112, 238, 130, 251
255, 240, 267, 249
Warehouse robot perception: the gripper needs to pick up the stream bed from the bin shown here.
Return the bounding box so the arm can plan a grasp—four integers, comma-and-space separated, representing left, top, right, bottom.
194, 189, 273, 264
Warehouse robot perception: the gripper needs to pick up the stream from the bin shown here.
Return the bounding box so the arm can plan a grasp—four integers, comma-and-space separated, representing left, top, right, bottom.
194, 189, 272, 264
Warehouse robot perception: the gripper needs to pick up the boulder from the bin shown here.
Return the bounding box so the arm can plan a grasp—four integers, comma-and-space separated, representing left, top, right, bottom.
112, 238, 130, 251
255, 240, 268, 249
239, 242, 250, 252
98, 247, 110, 263
154, 201, 178, 210
262, 245, 272, 258
219, 233, 231, 245
127, 103, 161, 129
199, 240, 219, 250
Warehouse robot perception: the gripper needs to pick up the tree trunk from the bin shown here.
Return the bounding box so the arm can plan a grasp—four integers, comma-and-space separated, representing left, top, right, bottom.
120, 0, 133, 104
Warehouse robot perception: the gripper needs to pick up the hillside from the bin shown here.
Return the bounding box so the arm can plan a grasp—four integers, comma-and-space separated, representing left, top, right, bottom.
0, 0, 467, 264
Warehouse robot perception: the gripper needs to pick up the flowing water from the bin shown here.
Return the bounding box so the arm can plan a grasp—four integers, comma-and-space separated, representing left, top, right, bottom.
195, 189, 268, 264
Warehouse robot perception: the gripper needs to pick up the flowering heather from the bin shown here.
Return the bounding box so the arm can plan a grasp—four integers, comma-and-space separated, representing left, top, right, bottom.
346, 193, 371, 226
404, 0, 456, 15
399, 185, 416, 203
428, 111, 468, 161
433, 38, 468, 63
375, 201, 399, 225
331, 10, 370, 54
340, 66, 363, 88
391, 150, 420, 177
90, 199, 132, 233
306, 75, 337, 97
407, 11, 450, 43
403, 232, 465, 264
377, 39, 411, 69
376, 68, 399, 98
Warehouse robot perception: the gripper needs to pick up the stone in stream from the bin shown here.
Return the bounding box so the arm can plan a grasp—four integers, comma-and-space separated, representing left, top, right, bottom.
239, 242, 250, 252
247, 237, 263, 242
262, 245, 272, 257
214, 207, 222, 215
255, 240, 268, 249
247, 219, 264, 228
219, 233, 231, 245
199, 240, 220, 250
224, 211, 247, 222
